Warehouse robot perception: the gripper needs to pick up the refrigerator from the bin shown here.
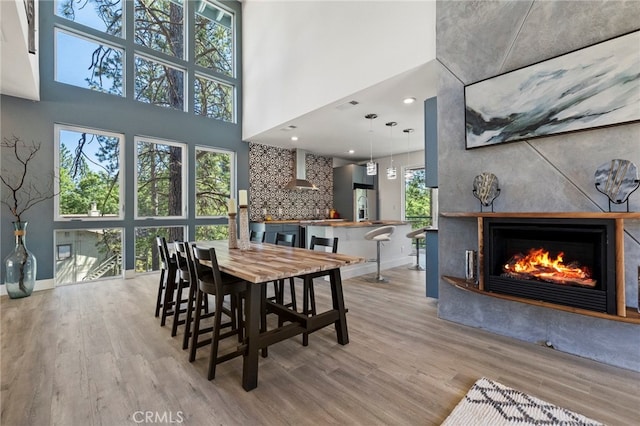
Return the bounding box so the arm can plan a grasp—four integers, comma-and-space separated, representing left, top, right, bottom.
354, 188, 377, 222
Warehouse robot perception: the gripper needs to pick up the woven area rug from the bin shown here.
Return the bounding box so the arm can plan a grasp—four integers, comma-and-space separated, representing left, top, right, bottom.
441, 377, 603, 425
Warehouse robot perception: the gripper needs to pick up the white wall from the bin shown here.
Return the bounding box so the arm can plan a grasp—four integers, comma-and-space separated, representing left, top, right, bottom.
375, 150, 424, 220
241, 0, 436, 140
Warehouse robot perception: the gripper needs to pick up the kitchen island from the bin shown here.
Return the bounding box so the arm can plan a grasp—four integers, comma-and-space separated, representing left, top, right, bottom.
302, 220, 413, 279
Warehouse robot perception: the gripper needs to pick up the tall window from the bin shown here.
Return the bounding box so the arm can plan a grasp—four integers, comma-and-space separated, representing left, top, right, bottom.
55, 124, 123, 220
54, 0, 236, 121
404, 167, 431, 229
135, 137, 187, 219
195, 146, 234, 217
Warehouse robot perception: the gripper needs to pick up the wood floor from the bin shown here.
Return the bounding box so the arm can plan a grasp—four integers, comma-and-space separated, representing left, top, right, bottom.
2, 266, 639, 425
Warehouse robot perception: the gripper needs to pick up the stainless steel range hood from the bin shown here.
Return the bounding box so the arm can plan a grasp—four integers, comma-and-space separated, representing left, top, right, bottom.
284, 149, 318, 190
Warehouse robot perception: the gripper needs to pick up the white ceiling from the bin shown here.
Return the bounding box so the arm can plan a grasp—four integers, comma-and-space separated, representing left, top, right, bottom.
244, 61, 439, 162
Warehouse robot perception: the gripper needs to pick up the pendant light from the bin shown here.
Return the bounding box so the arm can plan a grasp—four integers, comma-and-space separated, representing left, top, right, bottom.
385, 121, 397, 180
365, 113, 378, 176
403, 128, 414, 181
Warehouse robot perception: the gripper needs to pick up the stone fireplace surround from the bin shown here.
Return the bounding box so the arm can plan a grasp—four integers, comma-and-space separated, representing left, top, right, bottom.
436, 1, 640, 372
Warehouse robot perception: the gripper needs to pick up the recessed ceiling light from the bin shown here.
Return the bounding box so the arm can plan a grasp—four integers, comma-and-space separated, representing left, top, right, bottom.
291, 136, 298, 141
348, 149, 355, 154
403, 97, 416, 104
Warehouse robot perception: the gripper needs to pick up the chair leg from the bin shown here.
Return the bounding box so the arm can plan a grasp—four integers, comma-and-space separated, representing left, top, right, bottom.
171, 277, 185, 337
207, 293, 224, 380
288, 278, 297, 310
189, 289, 203, 362
161, 267, 177, 326
182, 282, 197, 350
155, 268, 166, 317
409, 238, 425, 270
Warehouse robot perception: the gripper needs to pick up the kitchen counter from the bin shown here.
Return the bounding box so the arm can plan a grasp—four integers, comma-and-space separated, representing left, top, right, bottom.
302, 220, 407, 228
304, 221, 413, 279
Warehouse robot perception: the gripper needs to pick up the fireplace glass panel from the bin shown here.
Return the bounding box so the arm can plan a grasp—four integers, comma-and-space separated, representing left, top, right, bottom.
483, 218, 616, 314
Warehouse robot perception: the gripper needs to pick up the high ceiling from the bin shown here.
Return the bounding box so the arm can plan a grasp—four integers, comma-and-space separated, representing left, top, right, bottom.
244, 61, 439, 162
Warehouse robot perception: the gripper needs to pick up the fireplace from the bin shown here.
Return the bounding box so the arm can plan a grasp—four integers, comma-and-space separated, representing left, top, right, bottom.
483, 218, 616, 314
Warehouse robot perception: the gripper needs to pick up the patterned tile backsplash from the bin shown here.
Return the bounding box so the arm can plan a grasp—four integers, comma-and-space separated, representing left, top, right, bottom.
249, 143, 333, 221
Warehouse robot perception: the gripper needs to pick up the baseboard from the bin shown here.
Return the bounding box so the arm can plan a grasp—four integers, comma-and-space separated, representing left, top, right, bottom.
0, 278, 55, 296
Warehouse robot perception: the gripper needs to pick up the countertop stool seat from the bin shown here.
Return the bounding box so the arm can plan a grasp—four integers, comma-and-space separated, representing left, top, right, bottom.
363, 225, 395, 283
406, 227, 427, 271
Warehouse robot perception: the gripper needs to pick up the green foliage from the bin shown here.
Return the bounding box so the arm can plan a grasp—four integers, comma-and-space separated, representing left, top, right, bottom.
195, 148, 232, 217
405, 169, 431, 229
195, 225, 228, 241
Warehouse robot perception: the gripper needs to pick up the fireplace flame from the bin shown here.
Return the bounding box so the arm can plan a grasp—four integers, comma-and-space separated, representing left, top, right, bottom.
503, 248, 596, 287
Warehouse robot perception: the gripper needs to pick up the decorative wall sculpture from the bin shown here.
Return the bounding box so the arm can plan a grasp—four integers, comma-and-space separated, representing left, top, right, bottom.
595, 159, 639, 211
465, 30, 640, 149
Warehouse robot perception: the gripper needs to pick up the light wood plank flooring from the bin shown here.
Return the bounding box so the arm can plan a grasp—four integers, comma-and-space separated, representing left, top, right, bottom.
2, 266, 639, 425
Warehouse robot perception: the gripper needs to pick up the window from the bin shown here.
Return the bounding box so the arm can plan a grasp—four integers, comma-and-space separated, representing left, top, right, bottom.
57, 244, 72, 261
55, 29, 124, 95
195, 225, 228, 241
195, 146, 234, 217
195, 0, 233, 76
134, 55, 185, 110
135, 137, 187, 218
56, 0, 123, 37
134, 226, 185, 272
134, 0, 184, 59
194, 74, 233, 121
404, 167, 431, 229
53, 0, 237, 121
55, 124, 124, 220
54, 228, 124, 285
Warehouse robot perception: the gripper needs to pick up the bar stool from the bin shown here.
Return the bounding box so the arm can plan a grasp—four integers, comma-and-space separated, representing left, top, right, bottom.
273, 233, 297, 312
157, 236, 179, 326
155, 236, 175, 318
300, 236, 338, 346
250, 230, 266, 243
406, 227, 427, 270
364, 225, 395, 283
171, 241, 194, 338
190, 244, 247, 380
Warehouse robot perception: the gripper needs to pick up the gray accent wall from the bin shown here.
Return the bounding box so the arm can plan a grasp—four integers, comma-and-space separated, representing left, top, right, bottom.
1, 1, 246, 280
436, 0, 640, 371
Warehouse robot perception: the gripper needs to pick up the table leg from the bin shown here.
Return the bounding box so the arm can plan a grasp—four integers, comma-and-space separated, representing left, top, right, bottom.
242, 283, 261, 391
329, 268, 349, 345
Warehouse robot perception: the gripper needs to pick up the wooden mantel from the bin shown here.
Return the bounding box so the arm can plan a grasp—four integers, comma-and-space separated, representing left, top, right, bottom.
440, 211, 640, 324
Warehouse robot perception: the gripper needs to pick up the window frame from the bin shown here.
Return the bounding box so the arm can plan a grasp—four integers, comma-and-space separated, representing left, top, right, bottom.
54, 123, 125, 221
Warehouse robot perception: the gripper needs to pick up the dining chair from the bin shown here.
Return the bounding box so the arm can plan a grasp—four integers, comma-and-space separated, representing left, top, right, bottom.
273, 233, 297, 314
300, 235, 338, 346
157, 236, 179, 327
250, 230, 266, 243
190, 244, 248, 380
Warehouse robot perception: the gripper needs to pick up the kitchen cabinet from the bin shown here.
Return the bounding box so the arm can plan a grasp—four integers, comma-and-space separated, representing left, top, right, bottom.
250, 222, 300, 246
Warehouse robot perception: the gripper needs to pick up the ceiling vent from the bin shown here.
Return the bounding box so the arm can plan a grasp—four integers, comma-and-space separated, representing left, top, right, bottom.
284, 149, 318, 190
336, 100, 360, 110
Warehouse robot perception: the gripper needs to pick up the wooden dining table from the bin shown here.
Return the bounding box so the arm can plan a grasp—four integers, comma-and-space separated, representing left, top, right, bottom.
194, 240, 365, 391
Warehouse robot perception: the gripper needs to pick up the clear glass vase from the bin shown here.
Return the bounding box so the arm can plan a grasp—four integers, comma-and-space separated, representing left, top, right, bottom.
4, 221, 37, 299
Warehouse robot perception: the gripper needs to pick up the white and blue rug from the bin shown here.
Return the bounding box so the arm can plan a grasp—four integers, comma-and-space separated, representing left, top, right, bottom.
441, 377, 603, 426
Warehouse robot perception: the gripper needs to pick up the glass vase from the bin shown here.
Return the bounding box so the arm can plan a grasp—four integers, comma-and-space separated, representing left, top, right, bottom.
4, 221, 37, 299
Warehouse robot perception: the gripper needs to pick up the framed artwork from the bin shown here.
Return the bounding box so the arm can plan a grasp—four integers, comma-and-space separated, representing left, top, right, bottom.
465, 30, 640, 149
